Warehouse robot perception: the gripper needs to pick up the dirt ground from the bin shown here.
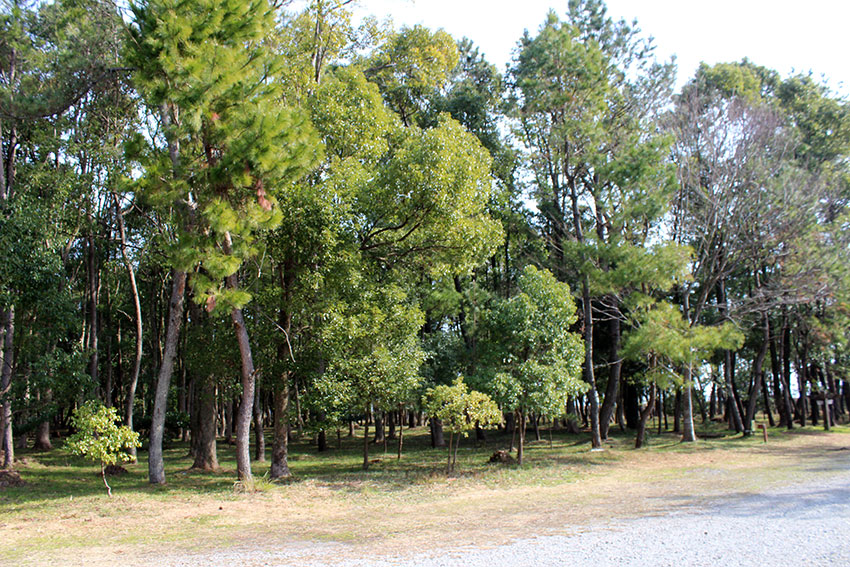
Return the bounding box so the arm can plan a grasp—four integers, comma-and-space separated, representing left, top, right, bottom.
5, 430, 850, 567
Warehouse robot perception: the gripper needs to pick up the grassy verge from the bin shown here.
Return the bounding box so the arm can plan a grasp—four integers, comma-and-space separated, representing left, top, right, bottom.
2, 422, 849, 566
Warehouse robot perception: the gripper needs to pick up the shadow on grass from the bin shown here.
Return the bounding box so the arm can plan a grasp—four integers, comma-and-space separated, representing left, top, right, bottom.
4, 424, 848, 509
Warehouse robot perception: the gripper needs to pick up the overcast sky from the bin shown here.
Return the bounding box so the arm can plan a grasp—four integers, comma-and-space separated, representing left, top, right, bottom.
354, 0, 848, 95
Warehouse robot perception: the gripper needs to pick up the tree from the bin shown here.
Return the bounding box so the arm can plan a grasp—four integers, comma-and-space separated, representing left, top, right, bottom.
127, 0, 319, 483
66, 401, 141, 496
623, 301, 743, 446
318, 282, 425, 470
510, 1, 675, 447
422, 377, 501, 473
478, 266, 586, 464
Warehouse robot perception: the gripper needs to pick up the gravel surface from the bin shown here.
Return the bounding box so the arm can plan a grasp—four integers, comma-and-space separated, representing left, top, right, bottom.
161, 456, 850, 567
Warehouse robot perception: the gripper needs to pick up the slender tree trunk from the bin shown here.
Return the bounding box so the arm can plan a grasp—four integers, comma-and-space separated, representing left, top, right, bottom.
744, 314, 770, 434
373, 412, 385, 444
656, 390, 664, 434
191, 375, 218, 470
270, 386, 291, 479
624, 382, 640, 429
86, 230, 99, 391
717, 280, 744, 433
362, 406, 371, 470
568, 177, 601, 449
149, 270, 187, 484
253, 382, 265, 462
708, 381, 717, 421
271, 275, 293, 478
681, 367, 697, 442
517, 409, 526, 465
761, 369, 775, 427
770, 332, 786, 427
798, 338, 809, 427
397, 404, 404, 460
673, 390, 681, 433
724, 350, 744, 433
781, 318, 794, 429
224, 398, 234, 444
636, 381, 657, 449
582, 284, 602, 449
599, 315, 621, 440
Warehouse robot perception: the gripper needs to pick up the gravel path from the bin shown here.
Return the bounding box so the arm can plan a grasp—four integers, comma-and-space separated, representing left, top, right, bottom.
163, 456, 850, 567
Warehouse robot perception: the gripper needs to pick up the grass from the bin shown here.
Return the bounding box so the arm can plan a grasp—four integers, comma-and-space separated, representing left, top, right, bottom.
2, 421, 849, 566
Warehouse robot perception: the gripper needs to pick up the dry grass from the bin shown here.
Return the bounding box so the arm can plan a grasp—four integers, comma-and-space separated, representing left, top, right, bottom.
2, 425, 849, 566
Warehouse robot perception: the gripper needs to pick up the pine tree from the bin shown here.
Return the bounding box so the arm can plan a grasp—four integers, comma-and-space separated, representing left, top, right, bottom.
127, 0, 319, 483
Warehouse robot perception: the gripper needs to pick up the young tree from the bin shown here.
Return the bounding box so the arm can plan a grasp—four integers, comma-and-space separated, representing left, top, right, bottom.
66, 401, 141, 496
478, 266, 586, 464
423, 377, 501, 473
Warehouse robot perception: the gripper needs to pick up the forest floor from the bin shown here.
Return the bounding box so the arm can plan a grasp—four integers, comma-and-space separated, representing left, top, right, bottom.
2, 424, 849, 566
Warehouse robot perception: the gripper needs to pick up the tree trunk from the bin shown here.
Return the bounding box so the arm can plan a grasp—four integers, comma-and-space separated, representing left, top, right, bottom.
31, 417, 50, 451
33, 388, 52, 451
656, 390, 664, 434
769, 332, 786, 427
86, 230, 99, 392
744, 314, 770, 435
624, 382, 640, 430
373, 411, 385, 444
270, 386, 291, 479
681, 368, 697, 442
568, 177, 601, 449
582, 283, 602, 449
230, 304, 255, 481
430, 417, 445, 448
724, 350, 744, 433
0, 307, 13, 469
636, 382, 657, 449
516, 409, 526, 465
191, 375, 218, 471
673, 390, 681, 433
761, 368, 775, 427
253, 382, 265, 462
797, 338, 809, 427
446, 431, 454, 474
599, 315, 622, 439
387, 411, 397, 440
362, 406, 371, 470
717, 280, 744, 433
270, 275, 293, 478
224, 398, 234, 444
149, 270, 187, 484
708, 381, 717, 421
397, 405, 404, 460
781, 318, 794, 429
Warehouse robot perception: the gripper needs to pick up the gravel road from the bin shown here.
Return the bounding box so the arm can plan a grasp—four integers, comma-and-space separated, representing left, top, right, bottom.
163, 455, 850, 567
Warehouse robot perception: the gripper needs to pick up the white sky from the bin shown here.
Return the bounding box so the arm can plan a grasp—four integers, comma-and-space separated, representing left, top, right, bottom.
356, 0, 849, 96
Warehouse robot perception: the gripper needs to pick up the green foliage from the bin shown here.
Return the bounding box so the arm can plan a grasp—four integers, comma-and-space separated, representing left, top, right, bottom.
478, 266, 586, 416
319, 282, 425, 413
422, 376, 502, 436
66, 402, 142, 471
423, 376, 501, 472
623, 301, 744, 386
365, 24, 459, 124
127, 0, 321, 309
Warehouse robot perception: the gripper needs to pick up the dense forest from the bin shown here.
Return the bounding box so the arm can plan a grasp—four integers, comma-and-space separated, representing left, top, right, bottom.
1, 0, 849, 485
